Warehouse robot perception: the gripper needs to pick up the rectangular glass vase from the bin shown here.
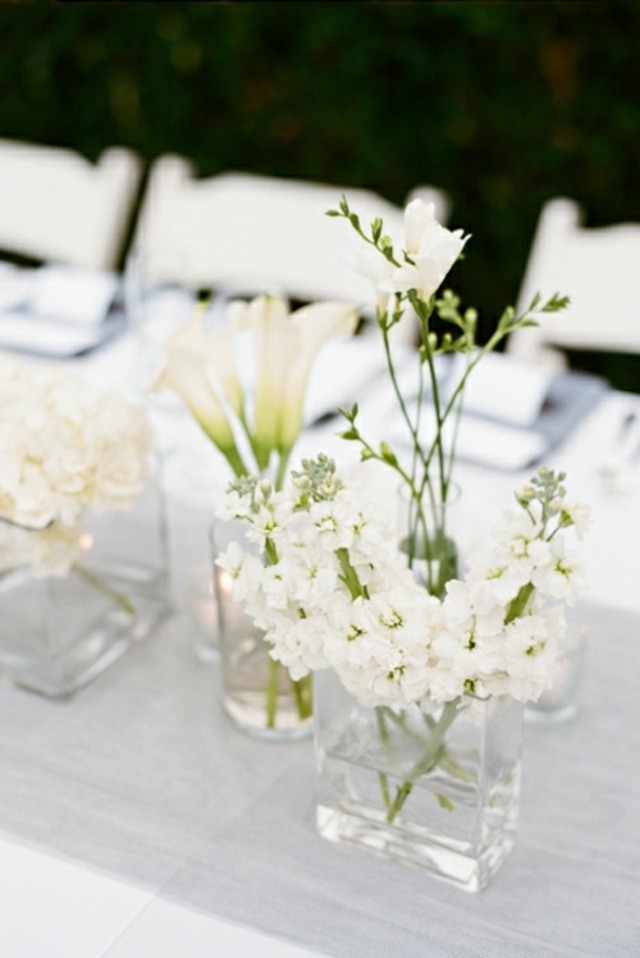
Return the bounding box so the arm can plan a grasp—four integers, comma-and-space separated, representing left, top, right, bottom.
314, 670, 523, 892
0, 480, 170, 698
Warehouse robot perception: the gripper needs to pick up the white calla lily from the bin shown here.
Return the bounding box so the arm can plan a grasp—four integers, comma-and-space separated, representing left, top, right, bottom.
149, 343, 246, 476
252, 296, 357, 480
160, 305, 245, 416
152, 294, 356, 487
279, 300, 358, 450
251, 296, 294, 468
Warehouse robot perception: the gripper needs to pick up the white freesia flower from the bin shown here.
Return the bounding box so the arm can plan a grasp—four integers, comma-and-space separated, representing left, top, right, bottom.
347, 245, 395, 312
389, 199, 470, 301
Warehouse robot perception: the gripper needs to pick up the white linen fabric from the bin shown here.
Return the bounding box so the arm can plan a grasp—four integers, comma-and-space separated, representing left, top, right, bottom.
0, 599, 638, 958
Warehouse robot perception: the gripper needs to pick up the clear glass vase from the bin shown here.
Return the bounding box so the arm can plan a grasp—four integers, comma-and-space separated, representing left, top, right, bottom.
314, 669, 524, 892
397, 481, 463, 599
211, 518, 313, 741
0, 478, 170, 697
525, 609, 588, 724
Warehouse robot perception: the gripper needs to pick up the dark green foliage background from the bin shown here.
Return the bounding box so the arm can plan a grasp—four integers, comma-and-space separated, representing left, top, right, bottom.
1, 1, 638, 384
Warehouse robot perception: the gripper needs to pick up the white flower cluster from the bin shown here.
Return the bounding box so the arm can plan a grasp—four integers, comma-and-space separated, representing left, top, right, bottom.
216, 458, 587, 710
0, 351, 153, 575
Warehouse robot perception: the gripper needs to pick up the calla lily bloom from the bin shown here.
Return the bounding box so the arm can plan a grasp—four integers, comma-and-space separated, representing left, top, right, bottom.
276, 299, 358, 452
157, 305, 245, 416
149, 335, 246, 477
249, 296, 357, 483
151, 295, 357, 487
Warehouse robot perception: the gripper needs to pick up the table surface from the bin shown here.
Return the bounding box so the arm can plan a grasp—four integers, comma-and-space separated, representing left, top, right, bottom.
2, 329, 640, 958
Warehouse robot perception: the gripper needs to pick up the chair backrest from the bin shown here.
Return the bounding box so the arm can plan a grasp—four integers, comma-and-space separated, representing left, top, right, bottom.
508, 197, 640, 364
0, 139, 142, 271
132, 156, 450, 307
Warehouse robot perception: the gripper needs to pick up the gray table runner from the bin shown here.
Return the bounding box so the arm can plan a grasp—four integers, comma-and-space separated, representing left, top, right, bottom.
1, 599, 639, 957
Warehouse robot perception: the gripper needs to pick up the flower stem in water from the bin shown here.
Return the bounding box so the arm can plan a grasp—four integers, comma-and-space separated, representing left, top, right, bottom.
265, 659, 313, 728
378, 699, 461, 824
73, 563, 136, 617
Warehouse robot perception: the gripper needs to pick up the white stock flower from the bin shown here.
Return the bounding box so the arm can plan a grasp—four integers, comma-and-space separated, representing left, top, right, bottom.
281, 544, 339, 605
562, 501, 591, 539
465, 550, 530, 608
531, 538, 585, 602
220, 458, 586, 711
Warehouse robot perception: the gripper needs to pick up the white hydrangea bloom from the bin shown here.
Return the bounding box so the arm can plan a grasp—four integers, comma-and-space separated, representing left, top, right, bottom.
0, 352, 153, 576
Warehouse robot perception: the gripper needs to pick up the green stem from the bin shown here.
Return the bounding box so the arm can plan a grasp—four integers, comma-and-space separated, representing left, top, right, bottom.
291, 673, 313, 720
375, 707, 393, 816
266, 655, 280, 729
414, 297, 447, 504
72, 563, 136, 617
220, 442, 251, 479
265, 659, 313, 728
380, 323, 430, 475
336, 547, 367, 600
274, 445, 292, 492
382, 699, 461, 824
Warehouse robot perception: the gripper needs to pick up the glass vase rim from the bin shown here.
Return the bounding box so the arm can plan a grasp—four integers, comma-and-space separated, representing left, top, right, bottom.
396, 479, 462, 507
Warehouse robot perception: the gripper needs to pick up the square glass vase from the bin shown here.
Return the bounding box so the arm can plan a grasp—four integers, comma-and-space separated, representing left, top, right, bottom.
0, 480, 170, 698
314, 670, 524, 892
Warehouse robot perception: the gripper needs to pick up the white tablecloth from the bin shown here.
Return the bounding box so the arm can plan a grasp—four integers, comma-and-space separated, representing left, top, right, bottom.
1, 598, 639, 957
1, 328, 640, 956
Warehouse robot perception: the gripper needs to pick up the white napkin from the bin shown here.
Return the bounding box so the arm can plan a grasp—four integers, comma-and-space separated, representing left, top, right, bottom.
31, 264, 118, 327
304, 335, 402, 425
0, 263, 32, 313
447, 351, 555, 428
0, 264, 120, 356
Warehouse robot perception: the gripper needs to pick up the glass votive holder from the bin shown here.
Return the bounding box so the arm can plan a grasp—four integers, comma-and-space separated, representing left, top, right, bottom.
525, 613, 588, 725
210, 518, 313, 741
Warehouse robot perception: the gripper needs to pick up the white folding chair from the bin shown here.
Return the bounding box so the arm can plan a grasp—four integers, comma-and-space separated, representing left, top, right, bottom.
0, 139, 142, 271
132, 156, 450, 307
508, 197, 640, 368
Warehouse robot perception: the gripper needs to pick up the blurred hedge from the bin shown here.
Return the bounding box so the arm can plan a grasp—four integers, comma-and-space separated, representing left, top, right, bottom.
1, 1, 639, 386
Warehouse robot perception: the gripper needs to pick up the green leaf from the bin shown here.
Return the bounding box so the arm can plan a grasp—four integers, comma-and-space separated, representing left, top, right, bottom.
497, 306, 516, 330
379, 441, 397, 466
338, 403, 358, 422
528, 291, 541, 312
542, 293, 570, 312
